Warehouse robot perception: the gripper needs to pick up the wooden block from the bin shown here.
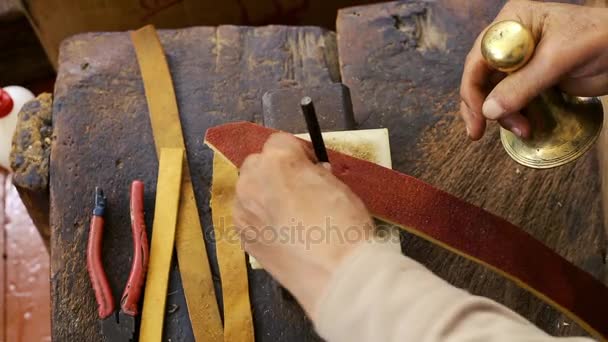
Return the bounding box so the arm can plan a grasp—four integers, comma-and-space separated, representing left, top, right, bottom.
11, 93, 52, 250
262, 84, 356, 133
336, 0, 605, 337
49, 25, 338, 341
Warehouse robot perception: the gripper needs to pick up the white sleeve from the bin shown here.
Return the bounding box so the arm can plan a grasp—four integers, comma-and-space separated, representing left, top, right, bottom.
313, 241, 595, 342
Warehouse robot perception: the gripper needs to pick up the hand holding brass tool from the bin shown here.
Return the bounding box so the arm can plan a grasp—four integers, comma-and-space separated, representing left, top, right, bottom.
460, 1, 608, 168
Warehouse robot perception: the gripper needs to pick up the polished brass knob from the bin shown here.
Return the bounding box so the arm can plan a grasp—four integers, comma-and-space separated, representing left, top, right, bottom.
481, 20, 604, 169
482, 20, 535, 72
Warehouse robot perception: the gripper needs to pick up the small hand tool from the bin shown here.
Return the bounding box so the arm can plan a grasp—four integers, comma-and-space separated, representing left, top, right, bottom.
300, 96, 329, 163
87, 180, 149, 342
480, 20, 603, 169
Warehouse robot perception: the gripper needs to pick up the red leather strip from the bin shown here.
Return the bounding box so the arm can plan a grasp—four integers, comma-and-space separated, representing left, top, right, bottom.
86, 215, 115, 319
120, 180, 150, 316
205, 121, 608, 340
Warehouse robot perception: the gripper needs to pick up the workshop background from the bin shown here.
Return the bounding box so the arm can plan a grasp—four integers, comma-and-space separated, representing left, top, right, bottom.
1, 0, 607, 341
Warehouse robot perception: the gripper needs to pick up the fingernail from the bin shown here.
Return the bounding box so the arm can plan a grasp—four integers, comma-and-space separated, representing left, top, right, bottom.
482, 98, 505, 119
320, 162, 332, 170
465, 124, 471, 137
512, 127, 522, 137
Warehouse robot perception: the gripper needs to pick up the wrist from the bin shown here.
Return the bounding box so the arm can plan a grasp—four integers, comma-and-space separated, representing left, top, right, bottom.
283, 232, 371, 319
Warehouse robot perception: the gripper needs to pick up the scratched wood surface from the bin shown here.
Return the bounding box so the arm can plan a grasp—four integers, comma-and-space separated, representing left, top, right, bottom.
336, 0, 606, 337
50, 26, 338, 341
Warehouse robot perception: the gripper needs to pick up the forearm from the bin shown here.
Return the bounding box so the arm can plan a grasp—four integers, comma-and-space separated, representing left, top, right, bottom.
313, 241, 595, 342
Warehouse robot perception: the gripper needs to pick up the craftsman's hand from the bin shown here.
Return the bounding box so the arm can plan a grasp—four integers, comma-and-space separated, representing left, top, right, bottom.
460, 0, 608, 140
233, 133, 374, 320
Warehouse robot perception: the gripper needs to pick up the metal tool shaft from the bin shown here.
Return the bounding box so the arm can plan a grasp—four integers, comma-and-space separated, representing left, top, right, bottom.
300, 96, 329, 163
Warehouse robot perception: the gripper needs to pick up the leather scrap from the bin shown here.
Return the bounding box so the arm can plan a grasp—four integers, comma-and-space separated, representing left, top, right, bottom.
130, 25, 223, 341
210, 152, 255, 342
140, 147, 184, 341
204, 121, 608, 341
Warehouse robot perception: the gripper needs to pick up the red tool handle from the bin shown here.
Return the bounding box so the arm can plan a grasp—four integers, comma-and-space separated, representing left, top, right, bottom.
87, 215, 116, 319
120, 180, 150, 316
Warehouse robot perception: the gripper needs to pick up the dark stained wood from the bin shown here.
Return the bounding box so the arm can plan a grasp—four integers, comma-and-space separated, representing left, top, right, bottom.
49, 26, 339, 341
336, 0, 606, 337
262, 83, 356, 133
11, 94, 52, 250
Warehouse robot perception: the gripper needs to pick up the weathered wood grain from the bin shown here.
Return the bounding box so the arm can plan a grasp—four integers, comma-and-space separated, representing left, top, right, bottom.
11, 94, 52, 250
262, 83, 356, 133
50, 26, 338, 341
337, 0, 606, 337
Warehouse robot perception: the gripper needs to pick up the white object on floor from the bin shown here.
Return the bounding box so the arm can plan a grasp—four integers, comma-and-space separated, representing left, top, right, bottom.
0, 86, 35, 171
249, 128, 399, 270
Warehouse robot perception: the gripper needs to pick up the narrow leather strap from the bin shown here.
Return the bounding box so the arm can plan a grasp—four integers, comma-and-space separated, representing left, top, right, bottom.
205, 121, 608, 341
140, 148, 184, 341
130, 25, 223, 341
210, 153, 255, 342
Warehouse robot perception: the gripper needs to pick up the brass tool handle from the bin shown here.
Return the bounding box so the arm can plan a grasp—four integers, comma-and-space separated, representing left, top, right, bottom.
481, 20, 535, 73
479, 20, 604, 169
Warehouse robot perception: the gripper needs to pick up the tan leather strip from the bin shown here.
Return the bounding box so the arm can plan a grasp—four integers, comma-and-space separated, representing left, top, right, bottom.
205, 121, 608, 341
210, 153, 255, 342
130, 25, 223, 341
140, 148, 184, 341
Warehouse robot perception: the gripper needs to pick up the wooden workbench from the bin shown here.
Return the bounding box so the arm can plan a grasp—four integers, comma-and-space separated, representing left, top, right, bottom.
19, 0, 607, 340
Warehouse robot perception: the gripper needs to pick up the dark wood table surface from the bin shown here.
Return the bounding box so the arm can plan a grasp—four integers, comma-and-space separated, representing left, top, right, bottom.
43, 0, 606, 340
